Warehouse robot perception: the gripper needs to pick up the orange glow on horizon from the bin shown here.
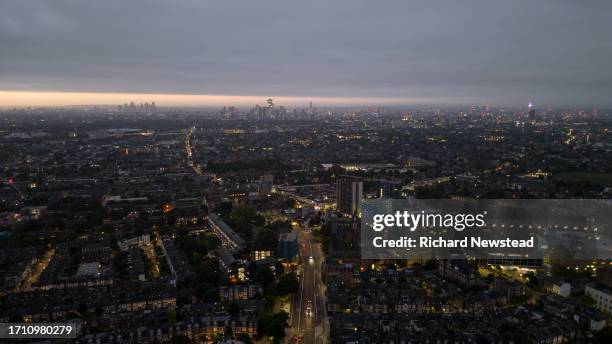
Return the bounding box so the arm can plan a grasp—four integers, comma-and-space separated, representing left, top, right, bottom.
0, 90, 445, 108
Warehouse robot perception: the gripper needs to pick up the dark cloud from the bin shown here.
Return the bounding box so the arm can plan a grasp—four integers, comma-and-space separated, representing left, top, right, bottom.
1, 0, 611, 106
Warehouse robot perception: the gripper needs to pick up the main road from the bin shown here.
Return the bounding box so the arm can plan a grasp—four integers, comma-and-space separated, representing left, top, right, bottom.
289, 228, 327, 344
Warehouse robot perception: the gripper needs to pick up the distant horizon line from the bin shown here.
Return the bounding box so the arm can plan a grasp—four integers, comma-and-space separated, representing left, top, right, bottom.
0, 90, 607, 110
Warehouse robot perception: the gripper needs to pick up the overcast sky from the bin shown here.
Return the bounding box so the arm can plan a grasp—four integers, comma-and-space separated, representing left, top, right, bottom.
1, 0, 611, 107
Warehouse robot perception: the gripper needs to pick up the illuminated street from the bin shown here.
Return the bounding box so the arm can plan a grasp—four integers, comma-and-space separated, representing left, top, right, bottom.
290, 228, 327, 344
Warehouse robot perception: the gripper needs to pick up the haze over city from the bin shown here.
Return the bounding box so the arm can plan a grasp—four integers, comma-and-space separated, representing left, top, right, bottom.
1, 0, 612, 108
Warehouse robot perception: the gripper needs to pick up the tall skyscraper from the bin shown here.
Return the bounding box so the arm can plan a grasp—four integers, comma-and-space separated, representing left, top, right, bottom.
336, 176, 363, 216
528, 102, 535, 119
264, 98, 274, 120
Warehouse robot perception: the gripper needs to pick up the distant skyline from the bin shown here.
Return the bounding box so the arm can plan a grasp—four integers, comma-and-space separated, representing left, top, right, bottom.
0, 91, 486, 109
1, 1, 612, 107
